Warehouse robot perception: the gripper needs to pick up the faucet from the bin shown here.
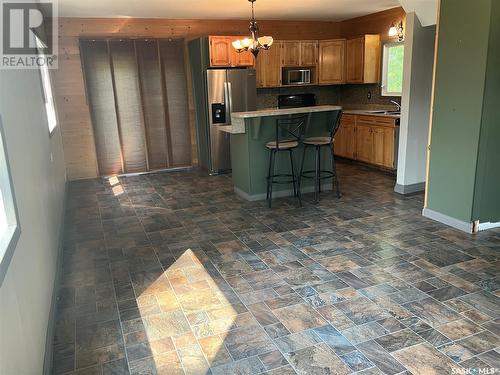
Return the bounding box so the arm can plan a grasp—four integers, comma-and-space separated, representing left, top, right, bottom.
390, 100, 401, 111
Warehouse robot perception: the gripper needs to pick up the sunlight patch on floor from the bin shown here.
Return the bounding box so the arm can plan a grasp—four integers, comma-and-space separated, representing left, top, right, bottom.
137, 248, 237, 373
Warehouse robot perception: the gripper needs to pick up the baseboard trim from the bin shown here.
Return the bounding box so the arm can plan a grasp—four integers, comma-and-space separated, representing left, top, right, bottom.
394, 182, 425, 195
422, 208, 474, 233
234, 183, 332, 202
477, 221, 500, 231
43, 182, 68, 375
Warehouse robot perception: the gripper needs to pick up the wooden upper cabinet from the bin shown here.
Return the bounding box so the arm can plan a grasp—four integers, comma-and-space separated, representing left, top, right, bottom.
227, 36, 254, 67
282, 41, 300, 66
318, 39, 346, 85
209, 36, 255, 67
300, 41, 318, 66
282, 41, 318, 67
256, 41, 282, 88
209, 36, 232, 66
346, 35, 381, 84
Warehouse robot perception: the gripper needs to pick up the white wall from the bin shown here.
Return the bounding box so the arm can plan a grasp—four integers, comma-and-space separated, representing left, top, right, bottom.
399, 0, 438, 26
0, 67, 66, 374
396, 12, 436, 193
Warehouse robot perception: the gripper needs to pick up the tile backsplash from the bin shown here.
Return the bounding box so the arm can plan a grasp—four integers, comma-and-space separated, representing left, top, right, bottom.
256, 84, 400, 110
339, 84, 400, 108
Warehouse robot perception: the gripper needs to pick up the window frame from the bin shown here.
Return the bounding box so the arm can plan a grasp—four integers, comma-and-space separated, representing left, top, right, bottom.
381, 41, 404, 97
0, 115, 21, 286
36, 37, 58, 136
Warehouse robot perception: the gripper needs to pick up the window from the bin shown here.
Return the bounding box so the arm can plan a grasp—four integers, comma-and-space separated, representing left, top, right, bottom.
0, 116, 21, 285
382, 42, 404, 96
37, 37, 58, 134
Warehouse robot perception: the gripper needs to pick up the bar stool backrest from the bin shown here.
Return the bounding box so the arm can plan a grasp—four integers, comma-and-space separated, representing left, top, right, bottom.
274, 114, 309, 149
328, 110, 343, 144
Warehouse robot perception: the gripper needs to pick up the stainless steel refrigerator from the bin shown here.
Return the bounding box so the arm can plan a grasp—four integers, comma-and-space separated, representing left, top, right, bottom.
204, 69, 256, 174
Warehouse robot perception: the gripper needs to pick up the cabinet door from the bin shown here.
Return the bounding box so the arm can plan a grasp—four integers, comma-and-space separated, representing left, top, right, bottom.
355, 124, 373, 163
209, 36, 231, 66
300, 41, 318, 66
227, 36, 255, 67
343, 123, 356, 159
233, 49, 255, 67
372, 126, 395, 168
334, 125, 347, 157
282, 41, 300, 66
334, 116, 355, 159
346, 37, 364, 83
256, 42, 282, 87
318, 40, 345, 84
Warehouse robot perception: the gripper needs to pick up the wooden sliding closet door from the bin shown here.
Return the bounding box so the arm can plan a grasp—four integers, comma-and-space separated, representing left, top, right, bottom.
109, 41, 148, 173
136, 40, 170, 170
81, 38, 192, 176
159, 40, 192, 167
81, 41, 123, 175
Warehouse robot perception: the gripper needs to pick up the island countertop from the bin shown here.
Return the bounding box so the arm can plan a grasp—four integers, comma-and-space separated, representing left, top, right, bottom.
226, 105, 342, 134
231, 105, 342, 119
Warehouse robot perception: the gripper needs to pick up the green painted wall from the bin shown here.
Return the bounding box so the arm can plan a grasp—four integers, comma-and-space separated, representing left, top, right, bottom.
472, 1, 500, 222
426, 0, 492, 222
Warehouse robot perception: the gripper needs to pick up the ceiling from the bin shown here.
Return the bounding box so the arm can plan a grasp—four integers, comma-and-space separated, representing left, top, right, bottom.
57, 0, 401, 21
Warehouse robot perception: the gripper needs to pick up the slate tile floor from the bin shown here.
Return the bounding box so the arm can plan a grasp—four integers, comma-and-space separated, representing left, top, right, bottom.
53, 162, 500, 375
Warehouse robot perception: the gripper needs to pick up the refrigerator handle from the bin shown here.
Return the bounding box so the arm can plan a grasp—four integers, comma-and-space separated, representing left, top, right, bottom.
223, 81, 231, 122
227, 81, 233, 119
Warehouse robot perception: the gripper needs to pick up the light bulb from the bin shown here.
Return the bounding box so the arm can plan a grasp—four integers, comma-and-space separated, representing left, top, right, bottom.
232, 40, 243, 50
389, 24, 398, 37
258, 36, 274, 48
241, 38, 253, 49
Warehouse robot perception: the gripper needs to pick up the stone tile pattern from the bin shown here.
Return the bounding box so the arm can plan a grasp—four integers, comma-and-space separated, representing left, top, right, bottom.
53, 162, 500, 375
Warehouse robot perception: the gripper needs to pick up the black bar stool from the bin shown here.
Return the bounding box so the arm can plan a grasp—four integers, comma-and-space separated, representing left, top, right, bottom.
298, 110, 342, 203
266, 114, 308, 208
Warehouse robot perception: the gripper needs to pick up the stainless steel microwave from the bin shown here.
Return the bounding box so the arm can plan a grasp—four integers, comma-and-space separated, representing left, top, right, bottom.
283, 69, 311, 85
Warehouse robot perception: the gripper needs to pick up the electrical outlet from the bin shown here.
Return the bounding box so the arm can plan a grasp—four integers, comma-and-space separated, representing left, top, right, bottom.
367, 91, 372, 100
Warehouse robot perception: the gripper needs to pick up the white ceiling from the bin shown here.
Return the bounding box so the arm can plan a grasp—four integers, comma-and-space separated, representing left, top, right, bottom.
57, 0, 401, 21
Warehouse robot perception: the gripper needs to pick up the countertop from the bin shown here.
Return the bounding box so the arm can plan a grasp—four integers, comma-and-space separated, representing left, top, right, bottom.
343, 109, 401, 119
223, 105, 400, 135
231, 105, 343, 119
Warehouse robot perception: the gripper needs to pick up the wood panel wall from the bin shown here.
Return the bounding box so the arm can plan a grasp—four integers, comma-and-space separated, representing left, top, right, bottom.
340, 7, 406, 42
53, 8, 404, 180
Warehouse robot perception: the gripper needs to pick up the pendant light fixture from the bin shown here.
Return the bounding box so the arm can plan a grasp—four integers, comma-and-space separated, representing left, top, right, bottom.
232, 0, 273, 57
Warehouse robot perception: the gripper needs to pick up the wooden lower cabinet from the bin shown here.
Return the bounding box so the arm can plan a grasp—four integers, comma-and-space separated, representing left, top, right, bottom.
355, 124, 373, 163
334, 114, 397, 170
372, 126, 395, 168
334, 115, 356, 159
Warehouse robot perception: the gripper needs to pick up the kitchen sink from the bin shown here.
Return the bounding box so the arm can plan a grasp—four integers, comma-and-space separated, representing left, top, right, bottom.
362, 110, 400, 115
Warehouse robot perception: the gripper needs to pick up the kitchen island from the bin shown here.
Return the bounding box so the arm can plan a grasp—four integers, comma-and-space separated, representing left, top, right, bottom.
226, 105, 342, 201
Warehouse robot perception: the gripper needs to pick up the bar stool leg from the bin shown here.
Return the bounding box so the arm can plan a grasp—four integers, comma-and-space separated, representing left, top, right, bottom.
289, 150, 297, 197
331, 146, 341, 199
318, 146, 322, 193
314, 146, 320, 203
289, 149, 301, 207
298, 145, 307, 204
266, 150, 273, 201
268, 150, 276, 208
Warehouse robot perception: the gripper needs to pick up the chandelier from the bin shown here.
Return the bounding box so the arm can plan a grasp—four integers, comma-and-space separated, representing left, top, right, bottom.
232, 0, 273, 57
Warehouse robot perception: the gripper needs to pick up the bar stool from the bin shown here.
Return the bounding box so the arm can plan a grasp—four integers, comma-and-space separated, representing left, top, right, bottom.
298, 110, 342, 203
266, 114, 308, 208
